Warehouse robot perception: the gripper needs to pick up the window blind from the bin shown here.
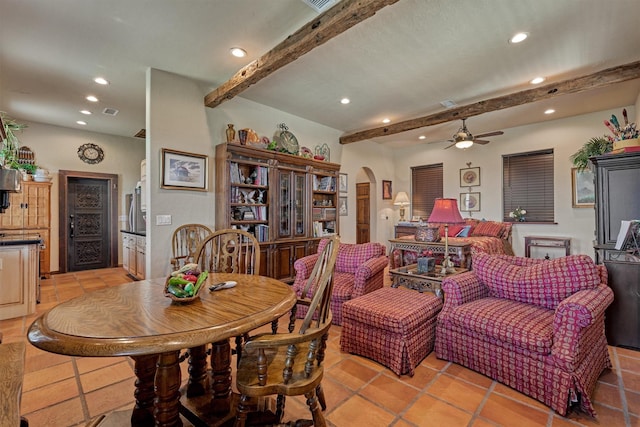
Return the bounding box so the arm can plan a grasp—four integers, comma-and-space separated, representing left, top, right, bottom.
503, 149, 554, 222
411, 163, 443, 220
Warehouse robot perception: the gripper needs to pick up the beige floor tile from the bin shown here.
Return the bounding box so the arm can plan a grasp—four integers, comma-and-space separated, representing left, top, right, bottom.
592, 381, 623, 409
80, 361, 135, 393
325, 358, 379, 391
22, 397, 86, 427
421, 352, 449, 371
491, 382, 550, 411
21, 377, 79, 414
360, 373, 421, 413
85, 379, 136, 418
403, 393, 472, 427
327, 395, 396, 427
398, 364, 439, 389
426, 373, 488, 413
480, 393, 549, 427
443, 363, 493, 389
23, 360, 75, 392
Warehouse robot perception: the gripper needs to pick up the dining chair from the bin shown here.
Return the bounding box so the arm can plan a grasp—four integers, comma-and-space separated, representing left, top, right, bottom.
183, 229, 262, 398
234, 236, 339, 427
170, 223, 213, 271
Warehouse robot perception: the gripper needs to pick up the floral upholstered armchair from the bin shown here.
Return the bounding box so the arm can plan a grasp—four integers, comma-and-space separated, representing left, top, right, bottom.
292, 239, 388, 325
435, 252, 614, 417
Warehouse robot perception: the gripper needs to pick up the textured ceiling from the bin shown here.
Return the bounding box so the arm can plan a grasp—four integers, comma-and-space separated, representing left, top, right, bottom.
1, 0, 639, 147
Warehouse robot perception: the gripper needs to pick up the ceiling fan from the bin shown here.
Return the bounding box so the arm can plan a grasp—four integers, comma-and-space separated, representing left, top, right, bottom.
434, 119, 504, 149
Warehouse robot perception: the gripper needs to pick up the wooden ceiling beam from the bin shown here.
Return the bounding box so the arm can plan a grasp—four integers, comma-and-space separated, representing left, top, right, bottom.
339, 60, 640, 144
204, 0, 400, 109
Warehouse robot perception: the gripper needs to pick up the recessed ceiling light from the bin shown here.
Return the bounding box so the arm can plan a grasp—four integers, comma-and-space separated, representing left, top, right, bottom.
418, 135, 426, 140
93, 77, 109, 85
86, 95, 98, 102
76, 120, 87, 125
509, 32, 529, 44
530, 77, 545, 84
80, 110, 92, 115
382, 118, 391, 124
230, 47, 247, 58
544, 109, 556, 115
340, 98, 350, 104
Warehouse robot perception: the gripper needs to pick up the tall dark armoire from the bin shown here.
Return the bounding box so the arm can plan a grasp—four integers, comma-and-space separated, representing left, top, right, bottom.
591, 151, 640, 350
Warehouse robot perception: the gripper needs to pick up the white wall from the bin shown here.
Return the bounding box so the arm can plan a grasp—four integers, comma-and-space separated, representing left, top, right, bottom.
390, 106, 636, 258
10, 121, 144, 271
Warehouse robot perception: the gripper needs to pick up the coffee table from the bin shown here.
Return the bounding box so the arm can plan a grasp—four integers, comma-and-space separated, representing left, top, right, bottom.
389, 238, 472, 269
389, 263, 468, 297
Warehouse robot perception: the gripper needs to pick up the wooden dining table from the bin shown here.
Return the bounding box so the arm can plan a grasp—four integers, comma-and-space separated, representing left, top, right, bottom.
27, 273, 296, 427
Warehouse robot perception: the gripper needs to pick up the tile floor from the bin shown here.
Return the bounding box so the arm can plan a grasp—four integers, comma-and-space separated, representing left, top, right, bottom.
1, 267, 639, 427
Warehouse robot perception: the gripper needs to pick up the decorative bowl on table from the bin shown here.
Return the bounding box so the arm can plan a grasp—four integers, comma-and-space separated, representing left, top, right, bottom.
164, 273, 207, 303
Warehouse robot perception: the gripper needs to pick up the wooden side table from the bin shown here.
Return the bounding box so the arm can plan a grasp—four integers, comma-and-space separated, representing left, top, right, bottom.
389, 263, 468, 298
524, 236, 571, 258
389, 239, 472, 269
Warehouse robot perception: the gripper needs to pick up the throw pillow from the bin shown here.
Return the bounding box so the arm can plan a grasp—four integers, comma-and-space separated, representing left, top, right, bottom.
471, 221, 505, 238
455, 225, 472, 237
473, 252, 601, 309
447, 225, 465, 237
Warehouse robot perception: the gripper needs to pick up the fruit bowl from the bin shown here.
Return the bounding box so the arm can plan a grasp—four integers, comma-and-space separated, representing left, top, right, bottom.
164, 274, 207, 303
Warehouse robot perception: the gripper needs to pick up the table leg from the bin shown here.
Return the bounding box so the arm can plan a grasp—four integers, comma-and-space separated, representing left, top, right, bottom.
131, 354, 157, 427
210, 339, 232, 415
186, 345, 209, 397
154, 351, 183, 427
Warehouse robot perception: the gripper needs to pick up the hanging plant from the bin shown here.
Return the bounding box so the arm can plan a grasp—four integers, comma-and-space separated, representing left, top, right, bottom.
570, 136, 611, 170
1, 112, 28, 169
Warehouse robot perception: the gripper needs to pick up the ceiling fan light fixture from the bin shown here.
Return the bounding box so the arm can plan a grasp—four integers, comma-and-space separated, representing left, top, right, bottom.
455, 139, 473, 149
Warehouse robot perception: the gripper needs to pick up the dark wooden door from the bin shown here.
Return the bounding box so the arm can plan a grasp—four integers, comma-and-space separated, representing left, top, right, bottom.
67, 177, 111, 271
356, 183, 370, 244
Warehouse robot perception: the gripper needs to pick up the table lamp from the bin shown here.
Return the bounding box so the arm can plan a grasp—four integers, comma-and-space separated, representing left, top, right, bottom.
427, 198, 465, 274
394, 191, 410, 221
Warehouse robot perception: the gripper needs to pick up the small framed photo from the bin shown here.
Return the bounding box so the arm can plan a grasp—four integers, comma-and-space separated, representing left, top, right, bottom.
339, 196, 348, 216
339, 173, 348, 193
161, 148, 208, 191
571, 167, 595, 208
460, 167, 480, 187
382, 180, 392, 200
460, 192, 481, 212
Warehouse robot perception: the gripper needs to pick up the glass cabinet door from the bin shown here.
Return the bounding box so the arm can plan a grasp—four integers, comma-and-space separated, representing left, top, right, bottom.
294, 173, 306, 237
278, 171, 291, 238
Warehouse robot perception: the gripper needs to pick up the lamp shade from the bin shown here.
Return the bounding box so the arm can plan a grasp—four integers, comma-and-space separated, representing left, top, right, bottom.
427, 198, 464, 224
455, 139, 474, 149
393, 191, 410, 206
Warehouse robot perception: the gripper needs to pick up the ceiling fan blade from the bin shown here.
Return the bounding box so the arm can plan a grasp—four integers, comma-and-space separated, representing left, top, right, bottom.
426, 139, 451, 145
474, 139, 491, 145
474, 130, 504, 138
444, 142, 457, 149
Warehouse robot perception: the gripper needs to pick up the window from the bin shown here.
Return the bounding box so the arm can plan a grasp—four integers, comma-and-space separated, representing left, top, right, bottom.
503, 149, 554, 222
411, 163, 443, 220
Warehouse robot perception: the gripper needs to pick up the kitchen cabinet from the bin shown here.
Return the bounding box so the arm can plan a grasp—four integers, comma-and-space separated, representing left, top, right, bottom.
0, 181, 51, 278
0, 241, 39, 320
121, 231, 145, 280
215, 143, 340, 282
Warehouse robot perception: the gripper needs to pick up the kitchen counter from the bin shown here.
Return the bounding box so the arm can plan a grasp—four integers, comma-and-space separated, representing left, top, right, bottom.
0, 233, 43, 246
120, 229, 146, 237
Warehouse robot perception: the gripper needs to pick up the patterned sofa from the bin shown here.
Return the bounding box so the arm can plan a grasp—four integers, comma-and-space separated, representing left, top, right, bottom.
390, 219, 514, 269
435, 252, 614, 416
292, 239, 388, 325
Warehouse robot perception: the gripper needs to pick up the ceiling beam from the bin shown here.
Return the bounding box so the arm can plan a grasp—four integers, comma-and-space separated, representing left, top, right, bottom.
204, 0, 400, 108
339, 60, 640, 145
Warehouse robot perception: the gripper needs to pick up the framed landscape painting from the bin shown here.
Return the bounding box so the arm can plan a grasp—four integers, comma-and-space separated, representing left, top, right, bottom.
161, 148, 208, 191
571, 168, 595, 208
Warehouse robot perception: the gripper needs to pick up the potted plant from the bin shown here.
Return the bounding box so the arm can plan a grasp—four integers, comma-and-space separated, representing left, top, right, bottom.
570, 136, 612, 170
0, 112, 37, 177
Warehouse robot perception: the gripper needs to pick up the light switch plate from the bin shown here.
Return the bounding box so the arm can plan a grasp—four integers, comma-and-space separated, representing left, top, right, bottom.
156, 215, 172, 225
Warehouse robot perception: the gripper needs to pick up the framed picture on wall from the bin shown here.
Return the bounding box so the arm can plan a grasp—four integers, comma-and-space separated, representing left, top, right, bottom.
382, 180, 392, 200
161, 148, 208, 191
339, 173, 348, 193
571, 167, 595, 208
460, 192, 481, 212
460, 167, 480, 187
339, 196, 348, 216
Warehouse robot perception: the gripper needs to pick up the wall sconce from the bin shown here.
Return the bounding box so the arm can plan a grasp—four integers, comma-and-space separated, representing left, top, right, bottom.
393, 191, 410, 221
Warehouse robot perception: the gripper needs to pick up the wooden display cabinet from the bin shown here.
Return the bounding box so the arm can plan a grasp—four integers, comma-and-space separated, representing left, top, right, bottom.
0, 181, 52, 278
215, 143, 340, 282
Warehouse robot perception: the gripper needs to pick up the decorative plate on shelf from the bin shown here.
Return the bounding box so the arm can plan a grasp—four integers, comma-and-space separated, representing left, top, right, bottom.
274, 123, 299, 155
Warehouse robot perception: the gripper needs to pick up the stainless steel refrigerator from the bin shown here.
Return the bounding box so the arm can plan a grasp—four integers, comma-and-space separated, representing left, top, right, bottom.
126, 187, 146, 233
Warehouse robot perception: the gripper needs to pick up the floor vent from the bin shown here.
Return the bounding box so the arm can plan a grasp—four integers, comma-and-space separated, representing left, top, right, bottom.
301, 0, 336, 13
102, 107, 119, 116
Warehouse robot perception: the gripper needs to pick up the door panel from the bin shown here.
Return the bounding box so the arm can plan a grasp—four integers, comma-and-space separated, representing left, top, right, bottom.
67, 178, 110, 271
356, 183, 370, 244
